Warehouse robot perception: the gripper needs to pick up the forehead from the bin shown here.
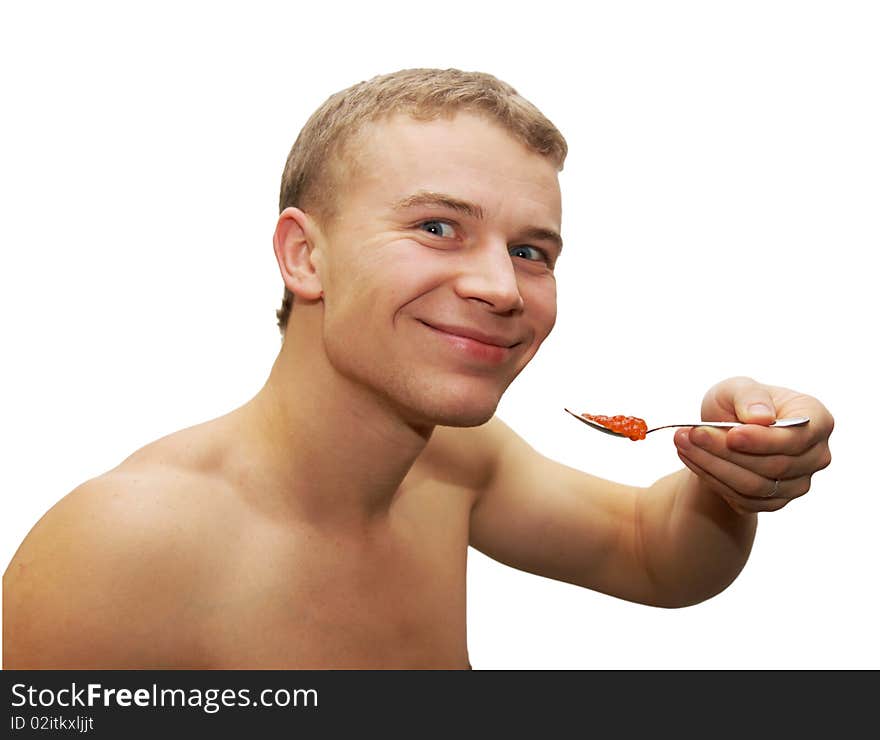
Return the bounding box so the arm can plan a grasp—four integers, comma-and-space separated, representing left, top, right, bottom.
345, 112, 562, 227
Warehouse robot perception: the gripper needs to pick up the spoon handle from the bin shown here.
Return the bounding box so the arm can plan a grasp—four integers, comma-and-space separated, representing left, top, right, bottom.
648, 416, 810, 432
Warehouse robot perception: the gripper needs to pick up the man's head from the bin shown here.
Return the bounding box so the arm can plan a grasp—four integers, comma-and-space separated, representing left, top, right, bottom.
272, 69, 566, 428
275, 68, 567, 334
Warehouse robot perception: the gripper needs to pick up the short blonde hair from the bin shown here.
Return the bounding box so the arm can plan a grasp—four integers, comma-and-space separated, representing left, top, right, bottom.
275, 67, 568, 336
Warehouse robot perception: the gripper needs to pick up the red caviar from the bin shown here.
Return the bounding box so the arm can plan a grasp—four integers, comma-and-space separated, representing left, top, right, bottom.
582, 413, 648, 441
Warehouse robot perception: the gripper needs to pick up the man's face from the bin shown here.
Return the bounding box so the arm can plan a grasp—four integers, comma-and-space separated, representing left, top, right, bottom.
313, 111, 562, 428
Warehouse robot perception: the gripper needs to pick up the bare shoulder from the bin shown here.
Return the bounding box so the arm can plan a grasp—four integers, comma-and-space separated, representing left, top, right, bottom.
3, 463, 228, 668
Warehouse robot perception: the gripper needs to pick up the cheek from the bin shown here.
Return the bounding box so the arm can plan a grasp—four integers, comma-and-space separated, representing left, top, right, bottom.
324, 246, 391, 306
373, 244, 450, 306
363, 253, 437, 319
325, 248, 425, 338
523, 277, 557, 337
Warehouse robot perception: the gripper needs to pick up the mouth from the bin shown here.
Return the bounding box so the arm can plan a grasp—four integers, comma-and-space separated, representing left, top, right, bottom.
418, 320, 520, 349
418, 320, 519, 364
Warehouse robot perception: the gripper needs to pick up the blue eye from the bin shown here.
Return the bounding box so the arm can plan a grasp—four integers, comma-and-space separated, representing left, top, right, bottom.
419, 220, 456, 238
510, 245, 550, 264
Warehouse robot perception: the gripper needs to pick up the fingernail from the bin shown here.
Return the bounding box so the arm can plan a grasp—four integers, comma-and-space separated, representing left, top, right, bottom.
748, 403, 773, 417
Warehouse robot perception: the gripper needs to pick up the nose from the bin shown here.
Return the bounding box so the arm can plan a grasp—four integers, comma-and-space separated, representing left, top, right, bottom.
453, 240, 525, 314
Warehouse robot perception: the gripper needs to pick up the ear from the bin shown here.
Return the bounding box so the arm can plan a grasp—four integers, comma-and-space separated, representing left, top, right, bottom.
272, 207, 324, 301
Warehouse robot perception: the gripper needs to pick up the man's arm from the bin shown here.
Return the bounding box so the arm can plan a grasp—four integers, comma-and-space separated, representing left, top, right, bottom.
636, 467, 756, 607
468, 416, 755, 608
470, 377, 833, 608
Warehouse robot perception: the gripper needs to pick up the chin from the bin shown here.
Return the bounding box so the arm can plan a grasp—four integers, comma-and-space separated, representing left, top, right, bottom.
405, 386, 502, 428
429, 407, 496, 428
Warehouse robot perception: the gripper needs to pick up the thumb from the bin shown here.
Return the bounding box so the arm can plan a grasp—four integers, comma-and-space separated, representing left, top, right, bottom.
734, 386, 777, 424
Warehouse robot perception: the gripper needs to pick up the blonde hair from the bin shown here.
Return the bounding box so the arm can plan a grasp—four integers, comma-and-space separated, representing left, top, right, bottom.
275, 67, 568, 336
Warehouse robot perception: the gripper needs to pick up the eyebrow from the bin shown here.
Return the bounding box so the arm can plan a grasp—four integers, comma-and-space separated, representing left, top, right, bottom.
389, 190, 563, 253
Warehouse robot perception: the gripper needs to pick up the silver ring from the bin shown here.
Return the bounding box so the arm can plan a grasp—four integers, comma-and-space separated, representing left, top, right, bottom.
768, 479, 780, 498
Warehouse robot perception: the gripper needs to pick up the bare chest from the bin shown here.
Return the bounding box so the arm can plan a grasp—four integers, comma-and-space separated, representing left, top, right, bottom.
196, 476, 474, 669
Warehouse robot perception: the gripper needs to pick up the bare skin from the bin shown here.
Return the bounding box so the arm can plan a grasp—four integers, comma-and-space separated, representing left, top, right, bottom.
4, 407, 486, 669
3, 112, 834, 669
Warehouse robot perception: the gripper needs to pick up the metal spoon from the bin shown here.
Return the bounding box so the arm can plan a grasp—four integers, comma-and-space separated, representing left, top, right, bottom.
564, 408, 810, 438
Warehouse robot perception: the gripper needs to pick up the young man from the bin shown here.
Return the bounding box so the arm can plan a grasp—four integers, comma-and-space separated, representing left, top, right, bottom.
3, 68, 834, 669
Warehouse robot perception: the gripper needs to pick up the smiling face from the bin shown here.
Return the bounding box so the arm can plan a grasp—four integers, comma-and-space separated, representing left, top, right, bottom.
308, 111, 562, 428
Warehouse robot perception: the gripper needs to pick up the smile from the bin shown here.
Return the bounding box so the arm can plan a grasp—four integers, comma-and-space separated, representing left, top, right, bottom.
419, 321, 517, 364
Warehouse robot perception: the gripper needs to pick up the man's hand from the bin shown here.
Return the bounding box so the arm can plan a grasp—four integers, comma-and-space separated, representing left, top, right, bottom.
673, 376, 834, 516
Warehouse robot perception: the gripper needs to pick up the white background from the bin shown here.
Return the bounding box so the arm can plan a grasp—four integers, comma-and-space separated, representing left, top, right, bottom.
2, 1, 877, 669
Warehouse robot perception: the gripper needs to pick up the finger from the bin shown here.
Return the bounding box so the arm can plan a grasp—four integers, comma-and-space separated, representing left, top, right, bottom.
732, 385, 777, 426
676, 427, 828, 481
727, 398, 835, 455
676, 451, 791, 513
675, 438, 812, 501
726, 421, 817, 456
